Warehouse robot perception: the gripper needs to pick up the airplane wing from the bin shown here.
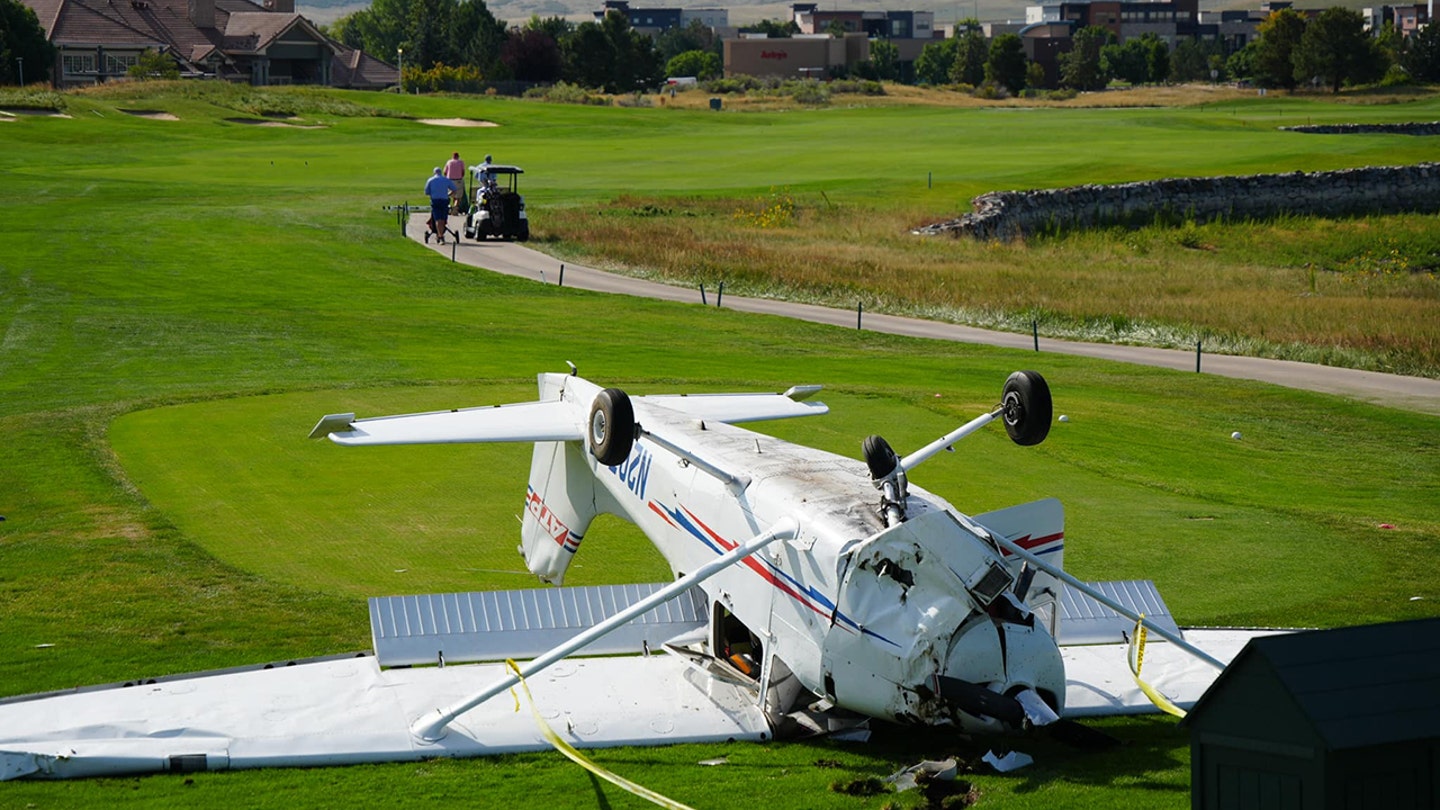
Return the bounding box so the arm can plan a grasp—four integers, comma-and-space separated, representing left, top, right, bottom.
309, 400, 582, 446
0, 653, 768, 780
0, 583, 768, 781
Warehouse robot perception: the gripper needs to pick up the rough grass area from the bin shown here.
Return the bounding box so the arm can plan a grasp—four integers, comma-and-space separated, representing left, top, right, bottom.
74, 80, 403, 118
542, 198, 1440, 376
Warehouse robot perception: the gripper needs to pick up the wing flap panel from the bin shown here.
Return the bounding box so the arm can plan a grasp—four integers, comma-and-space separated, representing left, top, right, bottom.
637, 392, 827, 424
369, 584, 709, 667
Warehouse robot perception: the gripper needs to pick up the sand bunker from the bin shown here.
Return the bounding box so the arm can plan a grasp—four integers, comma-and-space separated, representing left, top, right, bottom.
418, 118, 498, 127
224, 117, 325, 129
0, 108, 71, 118
120, 109, 179, 120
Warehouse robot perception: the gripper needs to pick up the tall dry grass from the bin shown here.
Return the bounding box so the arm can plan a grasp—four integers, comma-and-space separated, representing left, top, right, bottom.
541, 193, 1440, 376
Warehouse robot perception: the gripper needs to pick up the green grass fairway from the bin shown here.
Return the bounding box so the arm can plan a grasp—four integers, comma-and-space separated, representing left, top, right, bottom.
0, 84, 1437, 809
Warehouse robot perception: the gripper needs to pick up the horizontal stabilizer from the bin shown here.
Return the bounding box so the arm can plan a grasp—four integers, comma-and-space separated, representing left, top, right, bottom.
311, 400, 582, 446
637, 391, 827, 424
369, 584, 708, 667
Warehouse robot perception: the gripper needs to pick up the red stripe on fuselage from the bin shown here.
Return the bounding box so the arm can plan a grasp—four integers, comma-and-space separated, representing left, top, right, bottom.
648, 501, 679, 529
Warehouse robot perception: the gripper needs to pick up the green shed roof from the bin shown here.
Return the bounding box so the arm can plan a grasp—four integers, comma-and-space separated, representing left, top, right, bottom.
1185, 617, 1440, 750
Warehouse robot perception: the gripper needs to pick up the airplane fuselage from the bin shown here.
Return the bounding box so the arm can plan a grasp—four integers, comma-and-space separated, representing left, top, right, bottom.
523, 375, 1067, 732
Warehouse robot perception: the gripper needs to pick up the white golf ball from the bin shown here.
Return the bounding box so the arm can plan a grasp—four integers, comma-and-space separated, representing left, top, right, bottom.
1058, 415, 1069, 423
1231, 431, 1242, 440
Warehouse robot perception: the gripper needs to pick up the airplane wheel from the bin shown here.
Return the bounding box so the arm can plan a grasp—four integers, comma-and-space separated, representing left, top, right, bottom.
863, 435, 899, 480
589, 388, 635, 466
1001, 371, 1052, 447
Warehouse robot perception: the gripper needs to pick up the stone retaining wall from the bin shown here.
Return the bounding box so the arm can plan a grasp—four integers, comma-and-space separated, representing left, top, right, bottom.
1280, 122, 1440, 136
916, 162, 1440, 241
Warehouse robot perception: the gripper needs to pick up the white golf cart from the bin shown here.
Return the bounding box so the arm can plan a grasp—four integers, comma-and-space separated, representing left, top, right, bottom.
463, 164, 529, 242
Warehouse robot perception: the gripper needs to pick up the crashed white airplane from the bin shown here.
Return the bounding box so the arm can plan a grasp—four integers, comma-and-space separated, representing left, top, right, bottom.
0, 369, 1264, 781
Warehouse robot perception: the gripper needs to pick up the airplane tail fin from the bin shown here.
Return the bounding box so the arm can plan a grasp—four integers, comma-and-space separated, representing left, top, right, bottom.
517, 373, 616, 585
520, 439, 605, 584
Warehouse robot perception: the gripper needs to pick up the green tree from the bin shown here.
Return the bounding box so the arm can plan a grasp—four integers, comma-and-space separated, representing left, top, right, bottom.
500, 26, 563, 83
1170, 37, 1224, 82
1293, 6, 1386, 92
1102, 37, 1148, 84
985, 32, 1028, 95
561, 20, 611, 87
655, 20, 717, 63
949, 26, 988, 86
1059, 25, 1112, 90
1401, 17, 1440, 82
1373, 21, 1403, 67
915, 37, 958, 85
740, 18, 798, 38
603, 10, 662, 92
524, 14, 573, 43
127, 48, 179, 80
407, 0, 449, 68
449, 0, 507, 76
561, 10, 662, 93
665, 48, 719, 80
1144, 34, 1170, 83
1025, 59, 1046, 90
331, 0, 502, 74
1226, 40, 1259, 83
1, 0, 56, 85
333, 0, 412, 69
1253, 8, 1305, 90
860, 38, 899, 81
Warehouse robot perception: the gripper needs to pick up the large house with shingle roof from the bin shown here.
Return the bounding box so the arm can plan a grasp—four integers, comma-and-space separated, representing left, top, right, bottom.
23, 0, 396, 89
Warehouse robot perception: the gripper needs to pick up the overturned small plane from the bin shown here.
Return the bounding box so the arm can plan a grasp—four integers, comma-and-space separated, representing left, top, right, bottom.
0, 368, 1259, 781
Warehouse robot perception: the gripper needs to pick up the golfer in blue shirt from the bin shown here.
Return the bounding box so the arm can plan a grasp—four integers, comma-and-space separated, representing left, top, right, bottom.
424, 167, 457, 244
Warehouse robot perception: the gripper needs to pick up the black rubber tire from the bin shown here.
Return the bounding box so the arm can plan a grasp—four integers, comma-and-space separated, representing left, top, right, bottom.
1001, 371, 1052, 447
862, 435, 899, 480
517, 224, 530, 243
588, 388, 635, 466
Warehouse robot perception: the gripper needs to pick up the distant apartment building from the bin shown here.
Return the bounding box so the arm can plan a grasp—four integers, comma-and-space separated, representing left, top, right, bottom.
788, 3, 938, 80
1363, 3, 1431, 35
594, 1, 728, 34
792, 2, 935, 39
1025, 0, 1200, 45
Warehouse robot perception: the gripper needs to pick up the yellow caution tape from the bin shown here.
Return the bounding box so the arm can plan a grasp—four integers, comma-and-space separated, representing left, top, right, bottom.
1127, 615, 1187, 719
506, 660, 699, 810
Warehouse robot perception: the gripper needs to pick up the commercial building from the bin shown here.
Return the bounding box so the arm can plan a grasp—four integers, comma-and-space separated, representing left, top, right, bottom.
723, 32, 869, 79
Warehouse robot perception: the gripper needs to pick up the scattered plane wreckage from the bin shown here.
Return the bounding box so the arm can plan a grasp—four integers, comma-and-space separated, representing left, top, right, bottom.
0, 368, 1266, 781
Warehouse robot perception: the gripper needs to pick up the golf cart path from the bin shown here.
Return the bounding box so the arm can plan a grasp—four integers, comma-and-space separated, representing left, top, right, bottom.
410, 214, 1440, 417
